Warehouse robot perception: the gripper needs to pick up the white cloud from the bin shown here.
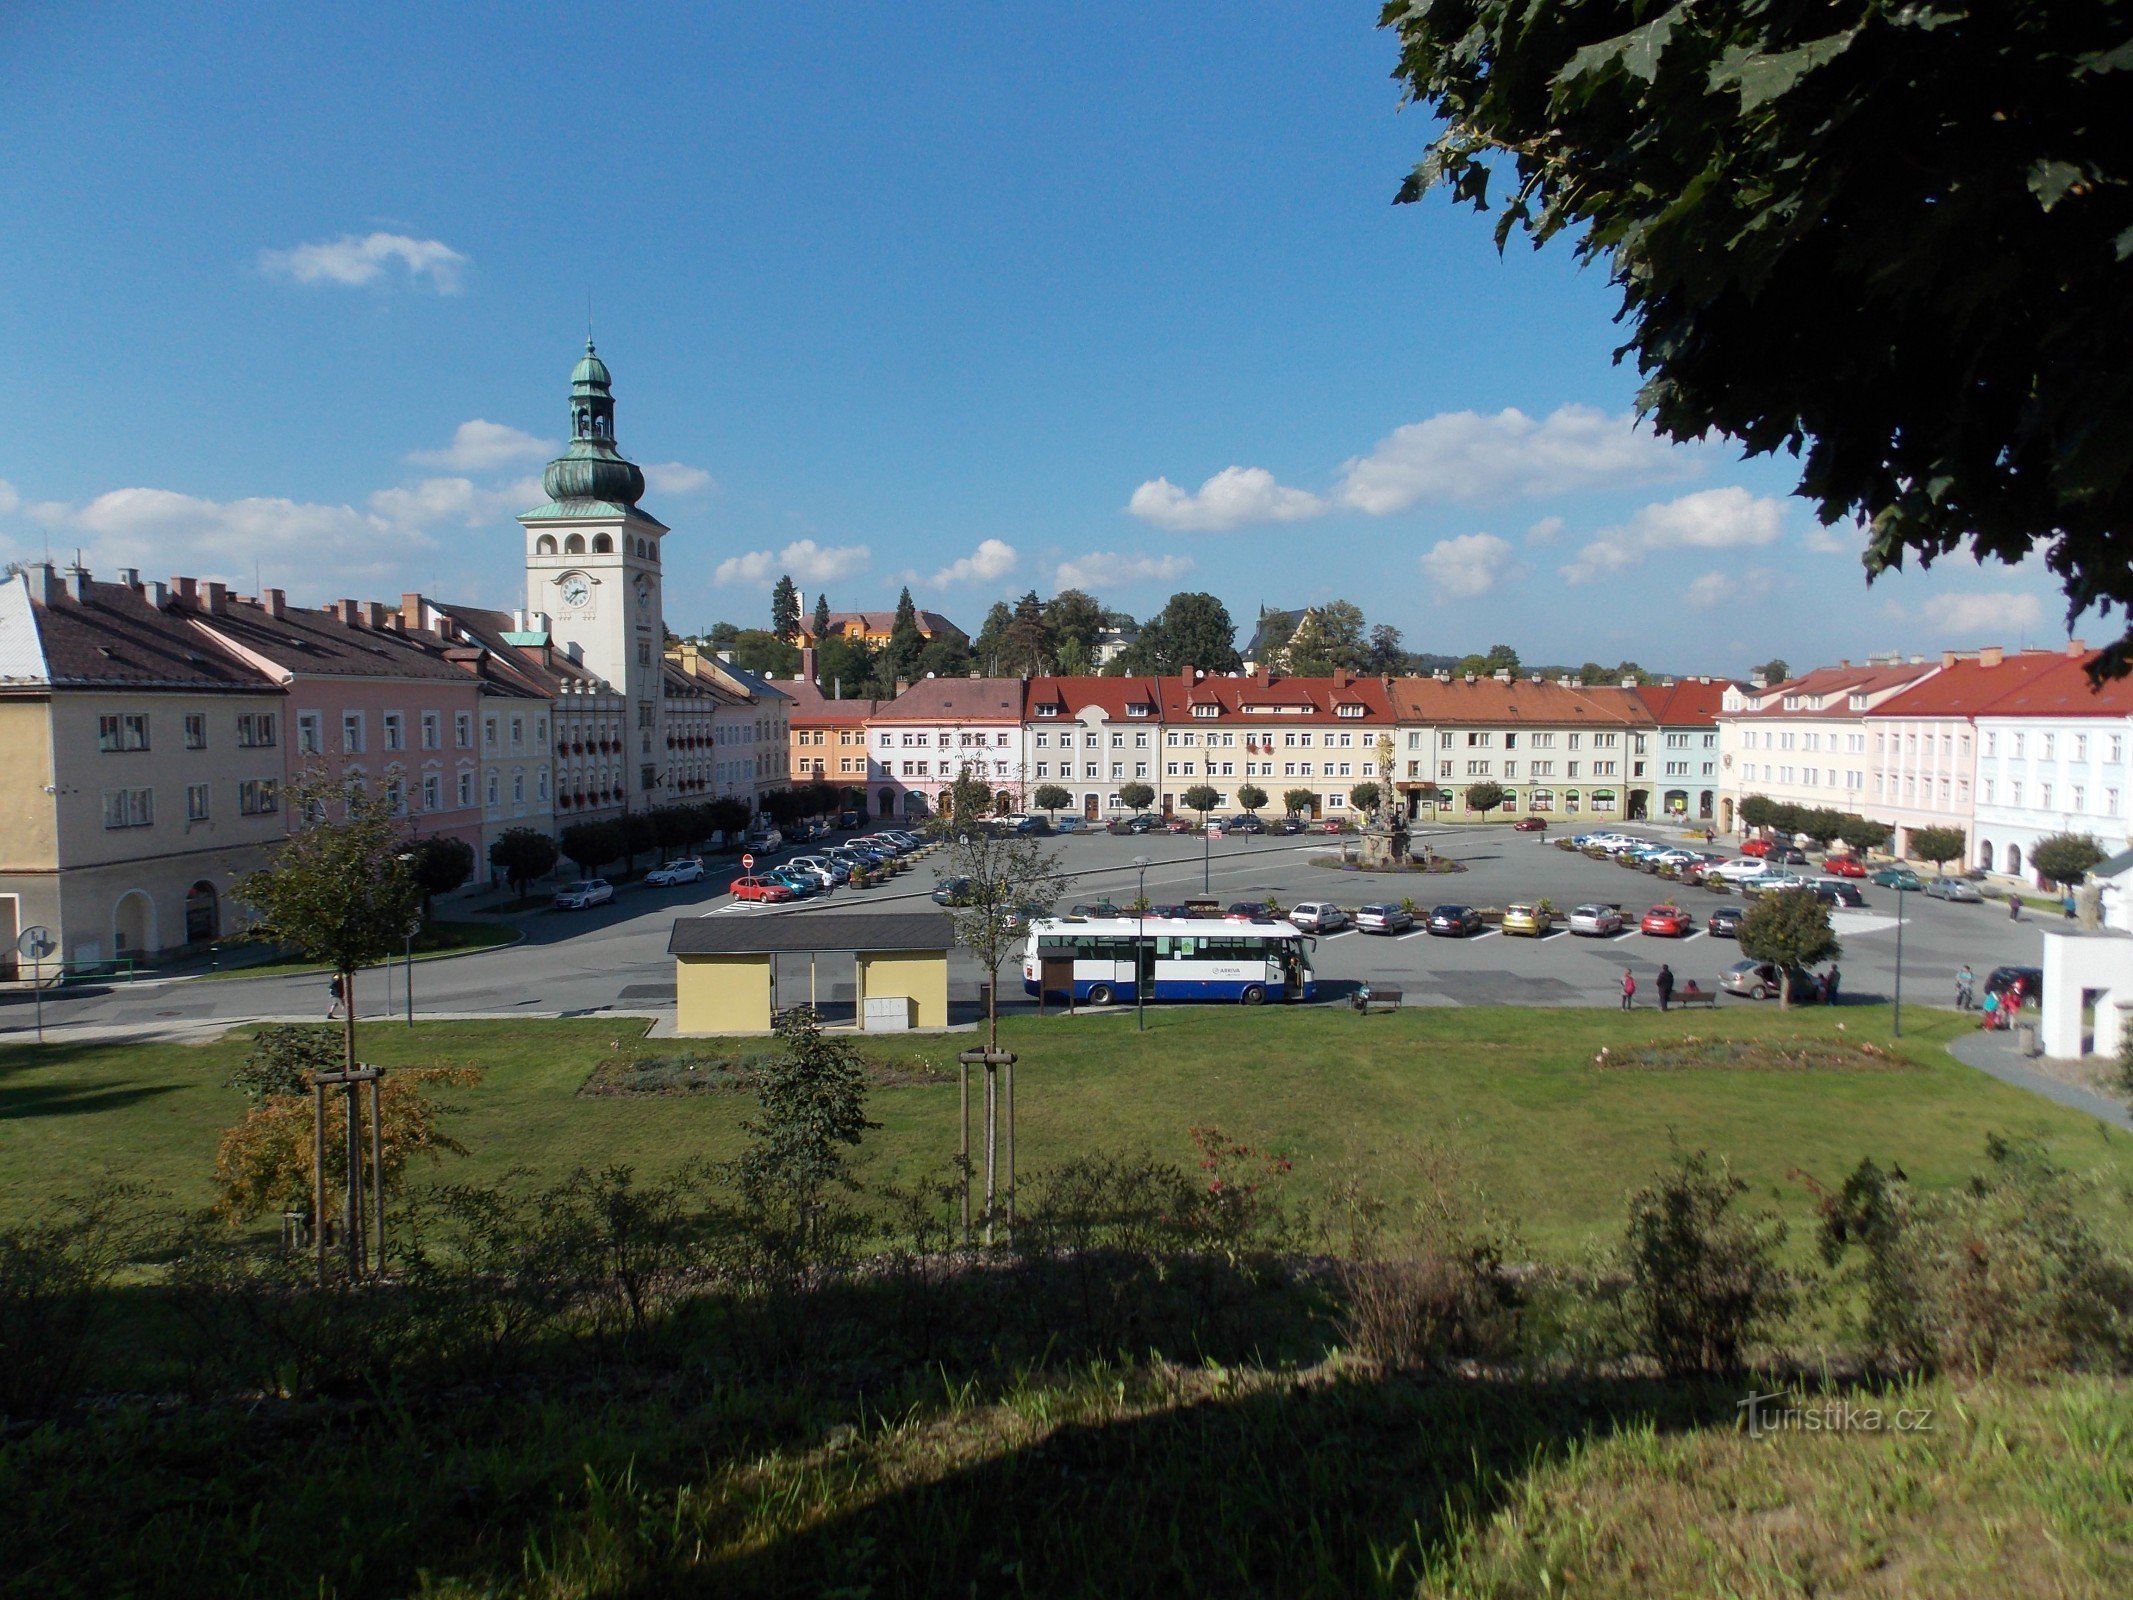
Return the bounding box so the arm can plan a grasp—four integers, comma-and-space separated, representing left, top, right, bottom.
1524, 515, 1564, 545
929, 537, 1019, 587
1053, 550, 1195, 590
642, 461, 716, 496
366, 476, 536, 527
1918, 591, 2045, 635
1683, 568, 1774, 608
1804, 519, 1866, 555
408, 420, 550, 471
1127, 466, 1328, 533
1419, 533, 1516, 600
1560, 487, 1786, 585
713, 539, 872, 588
1336, 404, 1700, 515
0, 479, 18, 517
23, 487, 432, 593
260, 232, 468, 292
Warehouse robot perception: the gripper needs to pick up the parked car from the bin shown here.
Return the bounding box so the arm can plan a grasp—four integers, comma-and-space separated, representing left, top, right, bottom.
1356, 903, 1416, 935
730, 876, 792, 904
1288, 901, 1349, 933
1501, 902, 1553, 936
1568, 903, 1625, 936
1313, 818, 1349, 833
787, 854, 849, 885
1074, 901, 1128, 919
1427, 904, 1484, 937
836, 809, 863, 829
1821, 855, 1868, 878
1924, 876, 1984, 903
1109, 814, 1158, 834
780, 861, 838, 892
1870, 865, 1924, 890
644, 858, 705, 887
1512, 817, 1547, 833
1003, 814, 1046, 835
1639, 904, 1694, 937
1720, 959, 1815, 1000
1054, 816, 1087, 834
1224, 814, 1268, 834
742, 826, 783, 853
1274, 815, 1305, 834
1812, 881, 1867, 909
1150, 903, 1197, 920
765, 867, 819, 898
1772, 847, 1810, 865
1711, 858, 1778, 883
1984, 965, 2043, 1004
1739, 837, 1773, 857
1706, 905, 1745, 938
553, 878, 614, 911
1225, 901, 1272, 921
931, 877, 973, 906
1164, 816, 1198, 833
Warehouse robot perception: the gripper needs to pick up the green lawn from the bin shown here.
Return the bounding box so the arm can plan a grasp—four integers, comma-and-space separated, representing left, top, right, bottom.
5, 1004, 2126, 1255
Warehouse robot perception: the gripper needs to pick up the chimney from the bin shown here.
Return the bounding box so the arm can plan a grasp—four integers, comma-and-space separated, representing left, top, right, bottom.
64, 565, 91, 602
401, 592, 426, 631
800, 645, 817, 684
2068, 637, 2087, 657
171, 575, 199, 607
1179, 663, 1195, 688
1494, 668, 1512, 682
1838, 658, 1850, 670
201, 580, 227, 614
28, 561, 61, 605
833, 676, 842, 700
1979, 645, 2004, 668
116, 567, 140, 591
1749, 672, 1768, 690
145, 579, 169, 609
1942, 650, 1958, 667
359, 601, 388, 630
894, 677, 909, 696
1464, 672, 1477, 684
1620, 676, 1637, 688
262, 588, 286, 619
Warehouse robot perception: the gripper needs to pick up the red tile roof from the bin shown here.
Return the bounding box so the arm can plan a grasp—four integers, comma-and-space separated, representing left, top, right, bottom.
1964, 651, 2133, 718
1729, 660, 1939, 717
1162, 669, 1393, 721
1868, 649, 2085, 718
1390, 675, 1646, 726
1025, 675, 1164, 721
1631, 678, 1739, 727
871, 676, 1025, 723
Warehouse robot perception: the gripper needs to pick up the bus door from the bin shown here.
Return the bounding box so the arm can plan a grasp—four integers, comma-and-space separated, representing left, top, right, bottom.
1279, 941, 1306, 1000
1137, 936, 1157, 1001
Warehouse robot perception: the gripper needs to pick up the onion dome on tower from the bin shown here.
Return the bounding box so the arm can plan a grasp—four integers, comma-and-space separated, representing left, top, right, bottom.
538, 339, 648, 510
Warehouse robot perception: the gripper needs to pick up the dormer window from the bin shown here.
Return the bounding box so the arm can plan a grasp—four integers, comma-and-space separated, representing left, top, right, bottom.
1335, 704, 1364, 718
1848, 694, 1867, 710
1126, 702, 1151, 718
1035, 701, 1061, 717
1192, 703, 1219, 719
1783, 696, 1800, 710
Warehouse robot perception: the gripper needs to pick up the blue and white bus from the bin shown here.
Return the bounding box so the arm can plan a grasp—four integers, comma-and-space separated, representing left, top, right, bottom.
1021, 917, 1316, 1006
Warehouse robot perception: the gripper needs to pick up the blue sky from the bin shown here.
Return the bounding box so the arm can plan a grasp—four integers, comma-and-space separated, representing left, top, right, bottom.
0, 2, 2083, 674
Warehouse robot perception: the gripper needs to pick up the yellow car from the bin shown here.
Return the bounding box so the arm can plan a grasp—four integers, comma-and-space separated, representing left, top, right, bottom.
1501, 902, 1553, 937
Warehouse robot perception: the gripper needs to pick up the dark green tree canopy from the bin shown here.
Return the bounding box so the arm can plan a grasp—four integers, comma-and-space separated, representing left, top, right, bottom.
2031, 831, 2106, 888
1124, 592, 1242, 676
770, 575, 800, 643
1738, 887, 1840, 1007
1042, 588, 1106, 660
1383, 0, 2133, 675
1907, 825, 1969, 871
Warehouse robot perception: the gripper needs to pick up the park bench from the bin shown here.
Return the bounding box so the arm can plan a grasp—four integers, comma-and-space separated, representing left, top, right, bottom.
1672, 983, 1719, 1010
1352, 985, 1403, 1014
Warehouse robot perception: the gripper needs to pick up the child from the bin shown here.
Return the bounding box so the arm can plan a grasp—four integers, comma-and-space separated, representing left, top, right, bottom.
1620, 968, 1636, 1010
1980, 987, 2000, 1030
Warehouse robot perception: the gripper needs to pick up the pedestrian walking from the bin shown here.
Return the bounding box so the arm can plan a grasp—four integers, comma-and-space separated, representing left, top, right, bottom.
1704, 827, 1716, 846
1655, 964, 1675, 1012
2063, 893, 2077, 921
326, 973, 345, 1020
1620, 968, 1637, 1010
1981, 987, 2001, 1030
2008, 893, 2021, 921
1956, 964, 1975, 1011
1824, 964, 1841, 1006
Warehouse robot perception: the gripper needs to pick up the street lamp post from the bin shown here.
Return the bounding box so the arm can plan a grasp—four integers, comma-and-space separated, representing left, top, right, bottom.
1892, 876, 1905, 1038
397, 853, 417, 1028
1202, 811, 1211, 894
1132, 855, 1151, 1031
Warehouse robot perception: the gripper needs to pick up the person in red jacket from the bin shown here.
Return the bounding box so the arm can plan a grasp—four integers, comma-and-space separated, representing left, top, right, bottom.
1620, 968, 1637, 1010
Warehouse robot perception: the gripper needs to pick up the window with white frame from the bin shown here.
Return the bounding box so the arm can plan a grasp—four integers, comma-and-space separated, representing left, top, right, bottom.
240, 779, 279, 816
184, 713, 207, 750
186, 782, 209, 821
102, 786, 153, 828
342, 712, 364, 753
383, 712, 404, 752
421, 711, 441, 749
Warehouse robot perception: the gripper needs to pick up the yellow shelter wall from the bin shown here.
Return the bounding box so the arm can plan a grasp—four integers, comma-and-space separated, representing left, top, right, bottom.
856, 949, 949, 1028
675, 953, 773, 1035
0, 700, 58, 868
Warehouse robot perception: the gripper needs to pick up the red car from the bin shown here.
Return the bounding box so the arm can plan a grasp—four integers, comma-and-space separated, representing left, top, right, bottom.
1314, 818, 1347, 833
1512, 817, 1547, 832
1164, 816, 1198, 833
1640, 904, 1694, 937
1740, 837, 1773, 857
1822, 855, 1867, 878
731, 875, 793, 903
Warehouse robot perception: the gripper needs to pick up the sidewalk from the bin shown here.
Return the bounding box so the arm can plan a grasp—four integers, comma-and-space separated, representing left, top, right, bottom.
1944, 1027, 2131, 1131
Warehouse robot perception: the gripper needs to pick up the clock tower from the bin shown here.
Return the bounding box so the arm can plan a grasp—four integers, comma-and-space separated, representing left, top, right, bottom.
520, 340, 669, 804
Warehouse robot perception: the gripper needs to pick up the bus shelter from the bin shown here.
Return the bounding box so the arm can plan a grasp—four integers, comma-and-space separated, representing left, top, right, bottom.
668, 912, 955, 1035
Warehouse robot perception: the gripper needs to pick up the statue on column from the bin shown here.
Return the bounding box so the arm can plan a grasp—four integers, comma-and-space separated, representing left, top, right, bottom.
1357, 731, 1411, 870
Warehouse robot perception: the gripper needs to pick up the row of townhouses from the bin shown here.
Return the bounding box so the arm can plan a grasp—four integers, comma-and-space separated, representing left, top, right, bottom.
779, 662, 1733, 831
1715, 643, 2133, 883
1, 342, 790, 970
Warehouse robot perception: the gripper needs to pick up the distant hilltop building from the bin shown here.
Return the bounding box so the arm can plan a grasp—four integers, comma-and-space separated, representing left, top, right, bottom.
795, 605, 963, 647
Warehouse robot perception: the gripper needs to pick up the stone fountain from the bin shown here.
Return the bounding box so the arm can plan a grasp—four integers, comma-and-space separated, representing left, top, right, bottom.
1356, 731, 1411, 870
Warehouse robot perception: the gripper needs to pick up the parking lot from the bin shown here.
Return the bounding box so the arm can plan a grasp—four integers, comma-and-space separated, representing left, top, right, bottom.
8, 818, 2053, 1039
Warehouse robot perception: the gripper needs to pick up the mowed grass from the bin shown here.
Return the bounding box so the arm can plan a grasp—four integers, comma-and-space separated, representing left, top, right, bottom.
5, 1003, 2127, 1255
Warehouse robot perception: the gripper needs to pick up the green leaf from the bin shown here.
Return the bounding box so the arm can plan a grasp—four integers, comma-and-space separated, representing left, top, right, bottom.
2075, 39, 2133, 74
2027, 159, 2086, 211
1557, 3, 1688, 88
1712, 32, 1858, 112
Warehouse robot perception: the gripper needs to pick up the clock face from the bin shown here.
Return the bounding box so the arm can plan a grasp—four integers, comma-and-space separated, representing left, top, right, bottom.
559, 574, 591, 609
635, 582, 652, 611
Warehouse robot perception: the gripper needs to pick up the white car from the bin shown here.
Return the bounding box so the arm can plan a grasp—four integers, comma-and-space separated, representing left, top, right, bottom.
742, 827, 783, 853
1288, 901, 1350, 933
1568, 903, 1625, 936
554, 878, 615, 911
1710, 857, 1777, 883
644, 858, 705, 887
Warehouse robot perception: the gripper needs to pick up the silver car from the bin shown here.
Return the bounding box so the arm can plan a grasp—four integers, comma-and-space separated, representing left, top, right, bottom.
1354, 903, 1415, 935
1288, 900, 1350, 933
1568, 903, 1625, 936
1924, 876, 1984, 903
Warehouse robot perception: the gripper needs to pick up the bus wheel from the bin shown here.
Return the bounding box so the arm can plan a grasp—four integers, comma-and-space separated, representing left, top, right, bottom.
1240, 984, 1265, 1005
1086, 983, 1114, 1006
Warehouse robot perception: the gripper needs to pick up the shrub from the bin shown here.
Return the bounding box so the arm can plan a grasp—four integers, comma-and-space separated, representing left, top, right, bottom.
0, 1184, 153, 1417
1623, 1147, 1793, 1375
